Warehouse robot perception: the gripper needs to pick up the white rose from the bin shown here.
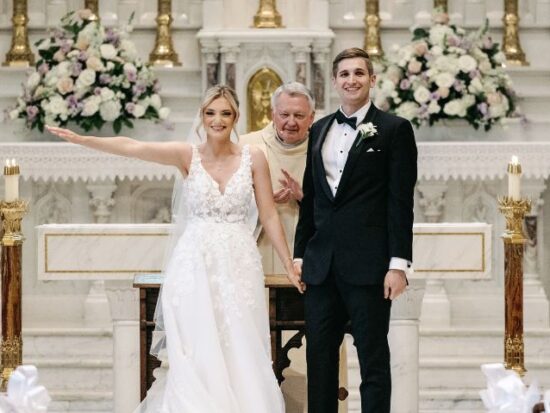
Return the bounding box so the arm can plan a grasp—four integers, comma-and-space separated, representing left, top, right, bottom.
395, 102, 419, 120
99, 100, 122, 122
56, 61, 72, 78
26, 72, 41, 90
106, 61, 115, 71
56, 77, 74, 94
76, 69, 96, 87
443, 100, 463, 116
458, 55, 477, 73
468, 77, 484, 94
47, 95, 68, 116
429, 25, 454, 46
133, 104, 146, 118
380, 79, 395, 94
150, 94, 162, 110
427, 100, 441, 114
82, 96, 101, 116
120, 39, 138, 61
123, 62, 137, 75
479, 59, 493, 74
434, 55, 459, 75
493, 52, 506, 64
100, 87, 115, 102
9, 109, 20, 120
158, 107, 170, 120
100, 44, 118, 60
413, 86, 431, 104
431, 46, 443, 56
435, 72, 455, 88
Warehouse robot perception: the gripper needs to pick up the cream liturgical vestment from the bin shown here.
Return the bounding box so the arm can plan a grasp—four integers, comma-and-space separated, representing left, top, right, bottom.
241, 122, 308, 275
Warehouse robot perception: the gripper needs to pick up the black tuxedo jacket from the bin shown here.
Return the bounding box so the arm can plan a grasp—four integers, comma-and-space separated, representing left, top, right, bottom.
294, 104, 417, 286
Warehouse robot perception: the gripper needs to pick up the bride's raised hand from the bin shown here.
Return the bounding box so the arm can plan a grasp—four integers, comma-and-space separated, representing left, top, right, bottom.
46, 125, 85, 144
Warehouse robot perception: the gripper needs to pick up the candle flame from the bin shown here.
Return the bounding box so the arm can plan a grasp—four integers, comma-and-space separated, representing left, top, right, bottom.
511, 155, 519, 165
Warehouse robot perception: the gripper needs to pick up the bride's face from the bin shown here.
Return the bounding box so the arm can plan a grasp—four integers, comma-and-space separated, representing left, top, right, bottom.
203, 97, 237, 141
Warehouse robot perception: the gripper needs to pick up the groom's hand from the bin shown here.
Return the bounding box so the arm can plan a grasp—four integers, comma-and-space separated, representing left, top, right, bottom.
384, 269, 407, 300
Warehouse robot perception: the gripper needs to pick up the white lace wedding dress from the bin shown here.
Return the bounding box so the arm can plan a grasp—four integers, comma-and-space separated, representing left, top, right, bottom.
135, 144, 285, 413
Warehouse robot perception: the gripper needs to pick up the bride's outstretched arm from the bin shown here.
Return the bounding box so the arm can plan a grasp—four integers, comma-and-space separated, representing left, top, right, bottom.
46, 125, 190, 171
250, 147, 305, 293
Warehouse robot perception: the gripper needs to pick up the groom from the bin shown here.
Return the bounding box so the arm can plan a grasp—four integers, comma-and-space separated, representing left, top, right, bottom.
293, 48, 417, 413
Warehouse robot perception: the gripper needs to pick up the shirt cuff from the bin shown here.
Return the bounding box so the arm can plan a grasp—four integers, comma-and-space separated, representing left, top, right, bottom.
293, 258, 303, 265
389, 257, 409, 272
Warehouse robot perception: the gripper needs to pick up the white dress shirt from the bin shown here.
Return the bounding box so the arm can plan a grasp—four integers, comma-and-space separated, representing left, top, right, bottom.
320, 101, 408, 273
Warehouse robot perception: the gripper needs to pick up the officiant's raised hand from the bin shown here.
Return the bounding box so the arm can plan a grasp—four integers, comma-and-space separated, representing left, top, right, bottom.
276, 169, 303, 203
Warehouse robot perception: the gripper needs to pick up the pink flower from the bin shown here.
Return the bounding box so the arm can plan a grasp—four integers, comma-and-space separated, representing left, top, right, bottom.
53, 50, 65, 62
437, 87, 450, 99
433, 12, 450, 25
413, 41, 428, 56
408, 59, 422, 74
487, 93, 502, 106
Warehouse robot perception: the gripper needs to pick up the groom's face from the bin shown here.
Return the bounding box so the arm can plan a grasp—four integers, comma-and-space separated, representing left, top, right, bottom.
332, 57, 376, 110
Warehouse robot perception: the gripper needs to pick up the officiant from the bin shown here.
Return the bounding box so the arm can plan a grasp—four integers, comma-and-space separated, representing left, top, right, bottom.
241, 82, 315, 274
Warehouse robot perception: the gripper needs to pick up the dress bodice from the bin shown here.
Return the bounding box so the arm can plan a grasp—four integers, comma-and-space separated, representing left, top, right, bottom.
184, 144, 253, 224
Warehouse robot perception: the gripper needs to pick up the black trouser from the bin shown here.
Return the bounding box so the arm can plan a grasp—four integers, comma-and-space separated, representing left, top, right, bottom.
304, 271, 392, 413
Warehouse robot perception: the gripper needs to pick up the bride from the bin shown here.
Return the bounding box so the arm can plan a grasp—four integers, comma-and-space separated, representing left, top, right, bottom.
46, 85, 304, 412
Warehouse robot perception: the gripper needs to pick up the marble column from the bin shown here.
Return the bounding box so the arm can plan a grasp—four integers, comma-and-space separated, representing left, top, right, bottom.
312, 41, 331, 114
221, 43, 240, 90
345, 280, 426, 413
85, 179, 118, 326
291, 42, 310, 86
417, 179, 451, 327
105, 280, 141, 413
522, 179, 549, 328
201, 40, 220, 89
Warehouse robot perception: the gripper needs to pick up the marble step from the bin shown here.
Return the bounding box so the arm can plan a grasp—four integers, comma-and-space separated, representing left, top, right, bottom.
420, 356, 550, 389
23, 327, 112, 360
419, 389, 486, 413
47, 390, 112, 413
419, 328, 550, 359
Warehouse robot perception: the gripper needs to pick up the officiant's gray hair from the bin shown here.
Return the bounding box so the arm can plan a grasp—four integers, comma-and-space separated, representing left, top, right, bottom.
332, 48, 374, 77
271, 82, 315, 114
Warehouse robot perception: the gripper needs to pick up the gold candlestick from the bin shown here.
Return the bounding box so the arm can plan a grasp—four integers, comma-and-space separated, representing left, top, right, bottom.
0, 197, 28, 391
84, 0, 99, 21
3, 0, 34, 67
149, 0, 181, 67
434, 0, 448, 12
363, 0, 383, 59
498, 195, 531, 376
502, 0, 529, 66
253, 0, 284, 28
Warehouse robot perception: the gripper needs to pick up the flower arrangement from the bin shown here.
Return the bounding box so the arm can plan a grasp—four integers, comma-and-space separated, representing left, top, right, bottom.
8, 9, 170, 133
374, 11, 518, 131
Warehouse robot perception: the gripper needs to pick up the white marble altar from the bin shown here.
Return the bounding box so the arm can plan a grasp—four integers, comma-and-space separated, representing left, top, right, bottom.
0, 1, 548, 411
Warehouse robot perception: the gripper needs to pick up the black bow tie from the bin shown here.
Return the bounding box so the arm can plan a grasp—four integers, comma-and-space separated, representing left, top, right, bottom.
335, 111, 357, 130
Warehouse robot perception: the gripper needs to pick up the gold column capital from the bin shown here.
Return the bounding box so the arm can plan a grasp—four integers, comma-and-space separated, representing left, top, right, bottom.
0, 200, 28, 246
253, 0, 284, 29
498, 196, 531, 243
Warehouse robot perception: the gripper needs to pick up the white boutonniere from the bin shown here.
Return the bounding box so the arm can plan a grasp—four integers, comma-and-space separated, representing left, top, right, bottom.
356, 122, 378, 147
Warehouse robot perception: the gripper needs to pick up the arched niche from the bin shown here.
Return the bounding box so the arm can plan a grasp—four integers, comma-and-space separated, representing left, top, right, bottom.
246, 67, 283, 132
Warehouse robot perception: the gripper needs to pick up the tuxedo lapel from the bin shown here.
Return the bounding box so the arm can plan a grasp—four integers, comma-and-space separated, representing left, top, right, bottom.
314, 114, 336, 202
334, 104, 379, 202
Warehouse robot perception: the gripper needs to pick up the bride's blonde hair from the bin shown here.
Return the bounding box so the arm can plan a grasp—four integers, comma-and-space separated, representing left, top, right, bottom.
196, 85, 240, 140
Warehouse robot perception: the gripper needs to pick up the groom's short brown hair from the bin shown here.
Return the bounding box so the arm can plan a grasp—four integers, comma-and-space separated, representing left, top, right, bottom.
332, 48, 374, 77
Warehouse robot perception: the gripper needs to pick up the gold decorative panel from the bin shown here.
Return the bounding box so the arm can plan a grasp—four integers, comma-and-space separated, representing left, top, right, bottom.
247, 68, 283, 133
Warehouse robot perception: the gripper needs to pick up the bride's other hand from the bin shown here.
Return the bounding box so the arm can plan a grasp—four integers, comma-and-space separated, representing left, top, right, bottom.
46, 126, 85, 144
